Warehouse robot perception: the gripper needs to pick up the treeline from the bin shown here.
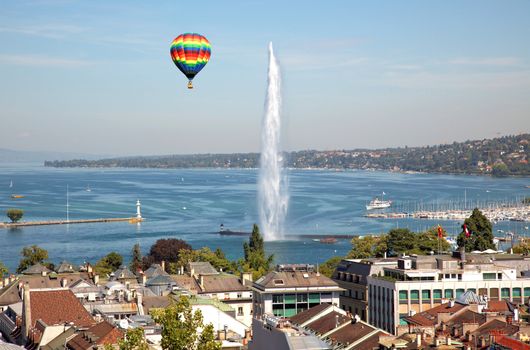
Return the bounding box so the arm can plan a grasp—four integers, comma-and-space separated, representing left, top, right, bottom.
45, 134, 529, 176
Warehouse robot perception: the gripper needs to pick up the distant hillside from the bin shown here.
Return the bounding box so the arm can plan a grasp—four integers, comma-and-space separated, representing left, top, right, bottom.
44, 134, 530, 176
0, 148, 106, 163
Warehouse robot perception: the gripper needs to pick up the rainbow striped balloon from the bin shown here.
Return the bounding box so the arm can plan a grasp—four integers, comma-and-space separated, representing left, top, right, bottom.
170, 33, 211, 88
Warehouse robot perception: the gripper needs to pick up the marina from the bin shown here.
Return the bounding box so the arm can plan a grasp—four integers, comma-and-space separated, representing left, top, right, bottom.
364, 203, 530, 222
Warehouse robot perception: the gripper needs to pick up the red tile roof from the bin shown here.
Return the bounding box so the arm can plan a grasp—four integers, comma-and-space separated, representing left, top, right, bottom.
304, 311, 349, 335
29, 289, 95, 328
404, 302, 466, 326
289, 303, 331, 325
495, 335, 530, 350
67, 321, 123, 350
484, 300, 511, 313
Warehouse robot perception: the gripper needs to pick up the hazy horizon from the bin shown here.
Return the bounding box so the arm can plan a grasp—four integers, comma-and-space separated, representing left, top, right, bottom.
1, 1, 530, 156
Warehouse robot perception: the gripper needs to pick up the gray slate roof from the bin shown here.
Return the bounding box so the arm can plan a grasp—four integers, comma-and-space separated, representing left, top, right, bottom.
146, 274, 175, 286
189, 262, 218, 276
56, 261, 76, 273
113, 266, 136, 280
143, 264, 168, 279
21, 263, 51, 275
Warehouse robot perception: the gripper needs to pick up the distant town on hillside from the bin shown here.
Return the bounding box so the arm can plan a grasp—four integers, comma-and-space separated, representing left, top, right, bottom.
44, 134, 529, 176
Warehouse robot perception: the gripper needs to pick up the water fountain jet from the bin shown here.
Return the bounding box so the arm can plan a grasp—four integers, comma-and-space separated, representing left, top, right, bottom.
258, 42, 288, 241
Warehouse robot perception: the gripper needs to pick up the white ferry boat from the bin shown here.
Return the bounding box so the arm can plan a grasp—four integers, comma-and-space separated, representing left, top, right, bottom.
366, 193, 392, 210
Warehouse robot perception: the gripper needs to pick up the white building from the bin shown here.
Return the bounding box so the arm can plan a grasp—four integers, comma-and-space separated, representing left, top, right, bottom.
366, 252, 530, 334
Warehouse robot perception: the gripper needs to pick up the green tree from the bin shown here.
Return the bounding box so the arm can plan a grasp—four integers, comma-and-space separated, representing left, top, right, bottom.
347, 235, 388, 259
151, 296, 221, 350
95, 252, 123, 276
0, 260, 8, 278
456, 208, 495, 252
416, 226, 451, 253
386, 228, 418, 255
512, 241, 530, 255
6, 208, 24, 223
17, 245, 49, 273
523, 197, 530, 205
130, 243, 142, 273
118, 327, 148, 350
319, 256, 343, 278
240, 224, 273, 279
492, 163, 510, 177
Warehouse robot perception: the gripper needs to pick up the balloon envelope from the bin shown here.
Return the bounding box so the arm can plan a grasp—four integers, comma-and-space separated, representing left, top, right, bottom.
170, 33, 211, 82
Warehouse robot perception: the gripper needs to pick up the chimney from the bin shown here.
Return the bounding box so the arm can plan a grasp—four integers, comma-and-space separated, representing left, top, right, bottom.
416, 333, 422, 347
41, 270, 47, 277
61, 278, 67, 288
449, 299, 455, 308
241, 272, 253, 286
93, 274, 99, 285
446, 336, 452, 346
141, 273, 147, 285
384, 252, 387, 259
161, 260, 166, 272
335, 314, 340, 328
199, 275, 204, 289
459, 247, 466, 267
23, 286, 31, 338
87, 263, 93, 274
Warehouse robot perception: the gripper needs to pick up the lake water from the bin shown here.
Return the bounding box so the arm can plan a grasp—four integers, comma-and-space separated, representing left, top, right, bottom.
0, 163, 528, 271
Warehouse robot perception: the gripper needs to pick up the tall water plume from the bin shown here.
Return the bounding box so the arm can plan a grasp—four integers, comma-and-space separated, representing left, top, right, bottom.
258, 42, 288, 241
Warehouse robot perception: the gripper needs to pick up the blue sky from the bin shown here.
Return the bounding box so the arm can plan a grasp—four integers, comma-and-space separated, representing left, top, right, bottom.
1, 0, 529, 155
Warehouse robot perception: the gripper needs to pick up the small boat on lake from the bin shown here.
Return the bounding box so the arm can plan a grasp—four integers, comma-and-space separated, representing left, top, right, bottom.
319, 237, 338, 244
11, 195, 24, 199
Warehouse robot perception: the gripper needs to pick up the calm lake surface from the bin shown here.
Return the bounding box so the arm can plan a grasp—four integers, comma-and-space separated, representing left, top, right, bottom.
0, 163, 529, 271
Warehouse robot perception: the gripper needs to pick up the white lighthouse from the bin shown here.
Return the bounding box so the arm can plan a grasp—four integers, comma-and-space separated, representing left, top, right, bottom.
136, 199, 142, 219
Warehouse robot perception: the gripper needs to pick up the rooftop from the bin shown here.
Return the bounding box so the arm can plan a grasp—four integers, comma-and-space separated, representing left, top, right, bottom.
254, 270, 341, 291
198, 273, 249, 293
67, 321, 123, 350
188, 262, 218, 276
29, 289, 95, 328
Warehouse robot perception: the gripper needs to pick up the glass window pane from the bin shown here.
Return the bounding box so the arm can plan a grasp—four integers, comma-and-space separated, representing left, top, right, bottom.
297, 293, 308, 302
524, 288, 530, 297
433, 289, 442, 299
421, 290, 430, 300
456, 289, 465, 297
501, 288, 510, 298
513, 288, 521, 297
410, 290, 419, 300
309, 293, 320, 303
284, 294, 296, 304
445, 289, 454, 298
399, 291, 408, 300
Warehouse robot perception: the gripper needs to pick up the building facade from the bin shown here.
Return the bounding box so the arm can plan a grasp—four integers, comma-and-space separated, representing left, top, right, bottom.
367, 253, 530, 334
251, 264, 342, 318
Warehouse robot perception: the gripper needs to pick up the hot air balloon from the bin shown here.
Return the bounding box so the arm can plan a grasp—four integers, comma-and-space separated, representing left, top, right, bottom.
170, 33, 211, 89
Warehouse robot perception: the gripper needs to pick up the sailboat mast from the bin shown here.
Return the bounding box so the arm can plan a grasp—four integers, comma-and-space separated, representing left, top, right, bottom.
66, 184, 69, 222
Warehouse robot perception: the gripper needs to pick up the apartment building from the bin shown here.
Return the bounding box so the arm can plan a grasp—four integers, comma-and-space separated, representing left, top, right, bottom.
251, 264, 342, 318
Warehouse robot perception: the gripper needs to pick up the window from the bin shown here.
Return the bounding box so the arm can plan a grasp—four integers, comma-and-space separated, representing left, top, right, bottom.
524, 288, 530, 297
483, 273, 496, 280
456, 289, 465, 298
284, 294, 296, 304
309, 293, 320, 304
237, 292, 242, 298
433, 289, 442, 300
399, 290, 408, 303
467, 288, 476, 293
498, 273, 502, 280
501, 288, 510, 299
513, 288, 522, 297
297, 293, 308, 302
421, 290, 430, 301
410, 290, 419, 302
272, 294, 283, 303
238, 307, 243, 316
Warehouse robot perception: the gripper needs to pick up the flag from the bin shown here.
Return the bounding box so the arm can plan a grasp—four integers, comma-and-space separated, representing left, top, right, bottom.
464, 224, 470, 238
437, 225, 443, 238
